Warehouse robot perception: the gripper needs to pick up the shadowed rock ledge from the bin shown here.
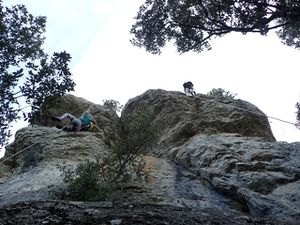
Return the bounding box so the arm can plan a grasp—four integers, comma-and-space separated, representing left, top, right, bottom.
0, 201, 296, 225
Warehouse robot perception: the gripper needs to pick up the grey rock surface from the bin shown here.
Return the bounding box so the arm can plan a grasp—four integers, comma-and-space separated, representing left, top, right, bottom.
122, 89, 275, 156
170, 133, 300, 221
1, 201, 291, 225
0, 126, 109, 206
0, 90, 299, 224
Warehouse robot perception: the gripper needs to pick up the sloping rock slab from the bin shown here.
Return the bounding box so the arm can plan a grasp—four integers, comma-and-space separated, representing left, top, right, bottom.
170, 133, 300, 222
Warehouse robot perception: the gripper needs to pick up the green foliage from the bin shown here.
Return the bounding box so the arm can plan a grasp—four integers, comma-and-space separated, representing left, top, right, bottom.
21, 52, 75, 121
130, 0, 300, 54
0, 2, 75, 147
207, 88, 237, 100
59, 159, 112, 201
120, 106, 157, 153
102, 99, 123, 113
60, 107, 157, 201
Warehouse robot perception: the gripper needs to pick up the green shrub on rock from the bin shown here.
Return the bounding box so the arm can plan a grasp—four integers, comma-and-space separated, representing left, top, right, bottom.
59, 158, 111, 201
207, 88, 236, 100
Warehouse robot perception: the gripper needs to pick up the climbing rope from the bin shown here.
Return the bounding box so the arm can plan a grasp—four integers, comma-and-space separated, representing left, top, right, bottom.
203, 97, 298, 128
0, 143, 38, 165
267, 116, 296, 126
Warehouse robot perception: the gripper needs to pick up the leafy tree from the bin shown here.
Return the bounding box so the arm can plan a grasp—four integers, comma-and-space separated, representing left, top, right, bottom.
207, 88, 236, 99
102, 99, 123, 113
130, 0, 300, 54
0, 2, 75, 147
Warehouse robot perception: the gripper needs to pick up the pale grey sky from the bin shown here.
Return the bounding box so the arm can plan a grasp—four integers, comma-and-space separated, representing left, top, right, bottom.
1, 0, 300, 157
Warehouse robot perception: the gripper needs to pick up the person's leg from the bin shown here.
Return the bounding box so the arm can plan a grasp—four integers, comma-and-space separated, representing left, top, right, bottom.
57, 113, 77, 121
70, 117, 82, 131
184, 88, 190, 95
58, 113, 82, 132
190, 88, 196, 96
61, 119, 82, 132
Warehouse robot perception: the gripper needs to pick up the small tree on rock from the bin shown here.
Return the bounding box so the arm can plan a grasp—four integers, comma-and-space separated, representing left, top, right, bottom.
102, 99, 123, 113
207, 88, 236, 100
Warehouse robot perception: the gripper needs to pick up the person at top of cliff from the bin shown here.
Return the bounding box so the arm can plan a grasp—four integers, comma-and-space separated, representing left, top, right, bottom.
183, 81, 196, 96
51, 111, 93, 132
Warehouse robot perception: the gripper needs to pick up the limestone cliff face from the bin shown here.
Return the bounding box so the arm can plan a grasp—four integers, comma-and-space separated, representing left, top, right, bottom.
0, 90, 299, 225
122, 89, 275, 154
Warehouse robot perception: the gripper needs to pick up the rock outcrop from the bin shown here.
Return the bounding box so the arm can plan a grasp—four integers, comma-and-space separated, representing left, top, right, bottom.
0, 126, 109, 206
171, 134, 300, 221
122, 89, 275, 156
0, 90, 299, 225
32, 94, 121, 147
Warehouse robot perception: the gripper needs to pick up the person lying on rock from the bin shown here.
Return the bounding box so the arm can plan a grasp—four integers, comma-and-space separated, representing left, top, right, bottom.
183, 81, 196, 96
51, 111, 93, 132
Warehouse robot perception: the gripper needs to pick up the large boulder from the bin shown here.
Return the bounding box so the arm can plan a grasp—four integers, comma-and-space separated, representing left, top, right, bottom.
122, 89, 275, 155
0, 126, 110, 206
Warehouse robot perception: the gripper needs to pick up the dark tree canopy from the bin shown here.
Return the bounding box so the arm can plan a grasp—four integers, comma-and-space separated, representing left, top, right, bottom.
0, 2, 75, 147
130, 0, 300, 54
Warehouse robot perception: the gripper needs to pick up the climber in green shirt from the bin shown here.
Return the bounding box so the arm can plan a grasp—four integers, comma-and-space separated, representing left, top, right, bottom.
51, 111, 93, 132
